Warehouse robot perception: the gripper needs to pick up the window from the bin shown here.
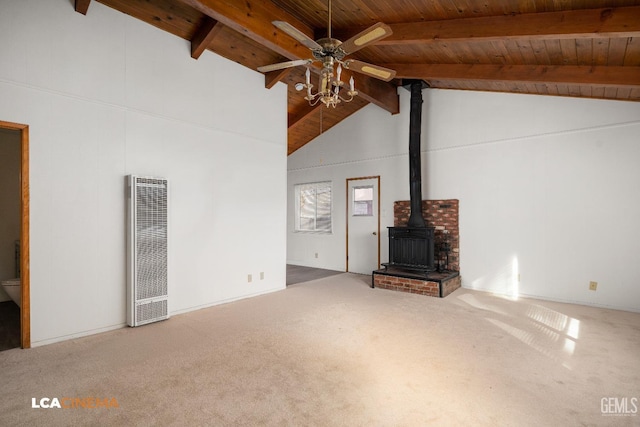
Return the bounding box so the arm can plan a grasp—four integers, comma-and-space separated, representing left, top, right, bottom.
352, 186, 374, 216
295, 182, 332, 233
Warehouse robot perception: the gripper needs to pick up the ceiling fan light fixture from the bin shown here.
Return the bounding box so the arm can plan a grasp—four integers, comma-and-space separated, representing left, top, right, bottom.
259, 0, 394, 108
299, 62, 357, 108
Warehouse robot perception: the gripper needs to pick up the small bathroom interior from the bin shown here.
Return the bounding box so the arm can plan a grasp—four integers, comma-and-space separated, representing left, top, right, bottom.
0, 127, 21, 351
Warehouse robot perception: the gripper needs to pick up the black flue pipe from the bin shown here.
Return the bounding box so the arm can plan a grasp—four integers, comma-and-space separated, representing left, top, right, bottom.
406, 80, 427, 228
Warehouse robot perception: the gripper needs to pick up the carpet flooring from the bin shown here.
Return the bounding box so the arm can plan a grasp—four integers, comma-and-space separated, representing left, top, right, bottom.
0, 273, 638, 426
286, 264, 343, 286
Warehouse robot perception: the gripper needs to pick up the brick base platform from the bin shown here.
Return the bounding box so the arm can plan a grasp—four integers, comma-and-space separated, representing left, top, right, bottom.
372, 269, 461, 298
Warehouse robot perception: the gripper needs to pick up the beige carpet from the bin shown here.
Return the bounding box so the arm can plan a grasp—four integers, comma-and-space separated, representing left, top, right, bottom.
1, 273, 639, 426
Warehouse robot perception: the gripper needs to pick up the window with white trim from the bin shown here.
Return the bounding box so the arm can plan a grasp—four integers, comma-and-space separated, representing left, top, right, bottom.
294, 182, 332, 233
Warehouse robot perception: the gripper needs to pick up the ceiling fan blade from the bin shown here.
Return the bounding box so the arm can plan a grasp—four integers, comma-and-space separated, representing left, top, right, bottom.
257, 59, 312, 73
273, 21, 323, 51
344, 60, 396, 82
339, 22, 393, 55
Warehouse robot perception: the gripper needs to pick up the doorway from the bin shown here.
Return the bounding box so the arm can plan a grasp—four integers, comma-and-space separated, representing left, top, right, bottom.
0, 121, 30, 349
346, 176, 380, 274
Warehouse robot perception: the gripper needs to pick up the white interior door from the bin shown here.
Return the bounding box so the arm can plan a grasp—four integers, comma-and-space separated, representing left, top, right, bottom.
347, 177, 380, 274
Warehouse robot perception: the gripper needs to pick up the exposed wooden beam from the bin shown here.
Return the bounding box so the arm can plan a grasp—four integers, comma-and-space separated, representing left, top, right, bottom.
265, 68, 293, 89
75, 0, 91, 15
180, 0, 315, 65
384, 64, 640, 88
179, 0, 399, 114
191, 17, 223, 59
333, 6, 640, 45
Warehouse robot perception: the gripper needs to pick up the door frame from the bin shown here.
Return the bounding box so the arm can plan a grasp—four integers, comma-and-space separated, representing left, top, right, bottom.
345, 176, 381, 273
0, 120, 30, 349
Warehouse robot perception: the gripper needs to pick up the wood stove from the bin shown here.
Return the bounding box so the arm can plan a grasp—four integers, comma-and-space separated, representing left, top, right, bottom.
385, 226, 435, 272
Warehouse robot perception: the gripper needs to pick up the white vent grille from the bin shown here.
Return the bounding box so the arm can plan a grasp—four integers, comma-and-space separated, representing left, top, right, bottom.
127, 176, 169, 327
136, 299, 168, 325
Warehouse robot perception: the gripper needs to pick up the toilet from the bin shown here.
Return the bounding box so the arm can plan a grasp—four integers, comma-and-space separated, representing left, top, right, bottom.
1, 278, 21, 308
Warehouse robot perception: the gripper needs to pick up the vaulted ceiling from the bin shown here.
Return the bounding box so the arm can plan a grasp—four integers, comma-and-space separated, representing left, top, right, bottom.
75, 0, 640, 154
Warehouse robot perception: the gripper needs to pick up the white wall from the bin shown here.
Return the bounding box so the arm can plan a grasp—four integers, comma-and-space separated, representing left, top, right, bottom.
0, 0, 288, 346
288, 88, 640, 312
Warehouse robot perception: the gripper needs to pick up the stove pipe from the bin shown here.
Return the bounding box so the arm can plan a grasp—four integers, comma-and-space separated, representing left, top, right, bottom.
406, 80, 427, 228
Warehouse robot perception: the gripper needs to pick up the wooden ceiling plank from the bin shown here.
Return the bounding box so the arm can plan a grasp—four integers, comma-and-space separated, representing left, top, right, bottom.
191, 17, 223, 59
543, 39, 566, 65
535, 83, 549, 95
288, 103, 321, 129
265, 68, 293, 89
616, 87, 632, 99
75, 0, 91, 15
559, 39, 578, 65
375, 6, 640, 45
593, 38, 610, 66
592, 86, 605, 98
488, 40, 511, 65
557, 84, 570, 96
608, 37, 629, 66
530, 39, 552, 65
502, 39, 526, 65
515, 40, 537, 64
384, 63, 640, 88
624, 37, 640, 66
580, 85, 593, 98
604, 86, 619, 98
567, 85, 582, 97
180, 0, 399, 114
575, 38, 593, 66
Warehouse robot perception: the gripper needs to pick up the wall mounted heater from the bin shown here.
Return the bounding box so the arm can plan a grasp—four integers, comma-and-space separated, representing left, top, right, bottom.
127, 175, 169, 327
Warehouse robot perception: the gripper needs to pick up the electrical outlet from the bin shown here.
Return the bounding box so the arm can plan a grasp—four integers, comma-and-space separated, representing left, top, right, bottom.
248, 274, 252, 283
589, 281, 597, 291
315, 253, 318, 258
260, 272, 264, 280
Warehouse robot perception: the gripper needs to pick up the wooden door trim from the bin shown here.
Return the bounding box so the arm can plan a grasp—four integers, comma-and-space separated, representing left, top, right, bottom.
0, 120, 30, 349
345, 176, 381, 273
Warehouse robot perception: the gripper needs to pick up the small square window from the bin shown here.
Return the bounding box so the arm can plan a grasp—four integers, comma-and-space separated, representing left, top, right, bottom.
353, 186, 374, 216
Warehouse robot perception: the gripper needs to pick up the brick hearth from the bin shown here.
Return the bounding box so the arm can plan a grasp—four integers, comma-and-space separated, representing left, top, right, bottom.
372, 269, 461, 298
373, 199, 461, 298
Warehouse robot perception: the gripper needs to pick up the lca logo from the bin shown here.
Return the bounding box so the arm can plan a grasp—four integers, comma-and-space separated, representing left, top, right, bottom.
31, 397, 119, 409
601, 397, 638, 416
32, 397, 62, 409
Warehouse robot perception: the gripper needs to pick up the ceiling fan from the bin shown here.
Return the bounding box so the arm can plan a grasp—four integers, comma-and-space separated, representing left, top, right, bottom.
257, 0, 396, 107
